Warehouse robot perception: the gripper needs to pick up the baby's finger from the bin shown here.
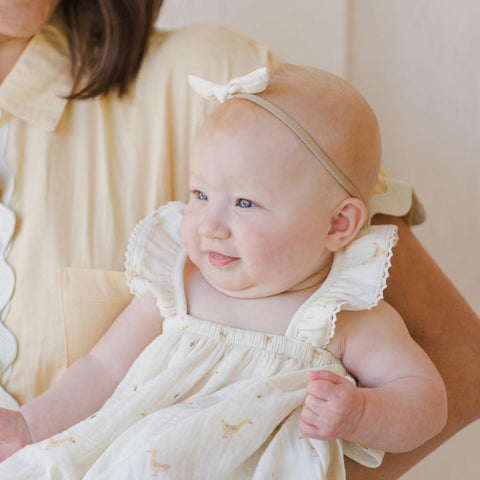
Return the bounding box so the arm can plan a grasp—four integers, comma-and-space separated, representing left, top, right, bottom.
297, 416, 321, 439
304, 391, 327, 413
299, 404, 320, 429
307, 377, 340, 400
309, 369, 351, 385
298, 404, 336, 441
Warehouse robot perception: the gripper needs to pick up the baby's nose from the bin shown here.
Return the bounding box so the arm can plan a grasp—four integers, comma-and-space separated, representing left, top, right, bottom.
198, 210, 230, 239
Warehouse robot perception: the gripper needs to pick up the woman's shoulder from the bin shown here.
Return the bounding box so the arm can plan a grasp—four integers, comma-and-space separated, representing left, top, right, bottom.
151, 22, 269, 57
141, 22, 274, 84
127, 22, 275, 134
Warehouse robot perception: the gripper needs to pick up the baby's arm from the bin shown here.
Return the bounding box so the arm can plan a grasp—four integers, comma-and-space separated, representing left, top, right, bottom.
0, 294, 162, 460
298, 300, 447, 453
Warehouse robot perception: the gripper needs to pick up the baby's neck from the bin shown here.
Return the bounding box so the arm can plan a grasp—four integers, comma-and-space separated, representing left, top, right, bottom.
184, 259, 332, 335
283, 260, 333, 294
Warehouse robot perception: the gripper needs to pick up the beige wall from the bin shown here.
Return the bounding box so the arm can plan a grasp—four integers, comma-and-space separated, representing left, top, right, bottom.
349, 1, 480, 313
349, 5, 480, 477
157, 1, 479, 478
157, 0, 350, 76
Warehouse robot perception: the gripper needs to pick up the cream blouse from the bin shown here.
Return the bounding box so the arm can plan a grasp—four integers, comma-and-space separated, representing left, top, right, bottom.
0, 20, 421, 407
0, 21, 273, 405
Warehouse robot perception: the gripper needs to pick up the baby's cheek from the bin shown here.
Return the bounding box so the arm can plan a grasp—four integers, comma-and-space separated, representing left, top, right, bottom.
256, 230, 307, 277
251, 238, 288, 271
180, 220, 189, 248
180, 216, 197, 257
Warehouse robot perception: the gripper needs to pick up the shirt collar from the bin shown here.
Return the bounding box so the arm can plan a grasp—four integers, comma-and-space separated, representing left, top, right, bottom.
0, 20, 73, 132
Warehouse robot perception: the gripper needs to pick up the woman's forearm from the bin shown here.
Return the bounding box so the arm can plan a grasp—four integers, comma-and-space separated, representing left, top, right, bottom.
20, 352, 121, 443
346, 215, 480, 478
20, 294, 162, 444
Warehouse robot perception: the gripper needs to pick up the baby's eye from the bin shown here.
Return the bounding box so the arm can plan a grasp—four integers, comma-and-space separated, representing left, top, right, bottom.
193, 190, 208, 201
237, 198, 255, 208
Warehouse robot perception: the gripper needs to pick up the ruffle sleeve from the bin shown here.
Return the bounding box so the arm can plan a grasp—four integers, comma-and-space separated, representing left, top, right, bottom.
286, 224, 399, 348
125, 201, 186, 318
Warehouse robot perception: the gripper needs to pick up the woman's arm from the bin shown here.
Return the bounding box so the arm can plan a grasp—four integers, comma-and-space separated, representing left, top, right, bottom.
345, 214, 480, 478
0, 294, 162, 459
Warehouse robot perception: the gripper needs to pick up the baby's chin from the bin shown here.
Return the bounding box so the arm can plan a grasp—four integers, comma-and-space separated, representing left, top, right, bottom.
202, 267, 327, 300
202, 274, 283, 300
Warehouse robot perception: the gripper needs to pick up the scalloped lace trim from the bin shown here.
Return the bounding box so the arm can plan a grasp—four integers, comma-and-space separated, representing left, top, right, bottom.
373, 225, 398, 306
322, 225, 399, 348
322, 302, 343, 348
290, 225, 399, 349
0, 122, 19, 408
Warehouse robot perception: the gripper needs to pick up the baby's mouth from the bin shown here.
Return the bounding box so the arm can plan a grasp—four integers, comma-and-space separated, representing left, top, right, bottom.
208, 251, 240, 267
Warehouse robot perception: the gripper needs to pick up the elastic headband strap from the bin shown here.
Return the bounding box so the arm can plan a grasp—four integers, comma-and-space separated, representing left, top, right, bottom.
232, 92, 363, 201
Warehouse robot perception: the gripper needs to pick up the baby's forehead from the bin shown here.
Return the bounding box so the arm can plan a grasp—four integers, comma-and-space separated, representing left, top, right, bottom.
194, 68, 380, 203
203, 98, 270, 132
193, 109, 343, 197
202, 71, 363, 145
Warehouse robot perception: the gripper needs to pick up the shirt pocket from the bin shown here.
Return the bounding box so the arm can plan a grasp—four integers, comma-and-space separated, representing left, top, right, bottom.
59, 267, 133, 366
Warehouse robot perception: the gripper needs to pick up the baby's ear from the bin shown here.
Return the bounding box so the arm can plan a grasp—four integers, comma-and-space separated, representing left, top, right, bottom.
325, 198, 367, 252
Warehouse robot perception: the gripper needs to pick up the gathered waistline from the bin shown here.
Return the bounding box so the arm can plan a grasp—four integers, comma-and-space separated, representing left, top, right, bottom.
163, 314, 343, 368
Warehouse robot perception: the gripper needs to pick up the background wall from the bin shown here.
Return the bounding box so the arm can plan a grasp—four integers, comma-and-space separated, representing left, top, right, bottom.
157, 0, 350, 76
157, 1, 480, 478
349, 7, 480, 477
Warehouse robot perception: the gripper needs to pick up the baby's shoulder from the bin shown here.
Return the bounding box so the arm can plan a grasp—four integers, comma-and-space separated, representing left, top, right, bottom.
326, 300, 407, 359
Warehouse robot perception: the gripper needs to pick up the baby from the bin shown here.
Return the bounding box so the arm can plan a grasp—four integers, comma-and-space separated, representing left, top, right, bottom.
0, 65, 447, 479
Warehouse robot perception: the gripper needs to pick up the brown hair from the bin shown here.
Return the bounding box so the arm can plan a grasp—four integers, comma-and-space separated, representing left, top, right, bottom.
59, 0, 164, 99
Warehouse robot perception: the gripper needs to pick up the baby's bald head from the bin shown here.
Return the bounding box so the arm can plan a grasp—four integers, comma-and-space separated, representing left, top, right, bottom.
197, 64, 381, 208
258, 64, 382, 203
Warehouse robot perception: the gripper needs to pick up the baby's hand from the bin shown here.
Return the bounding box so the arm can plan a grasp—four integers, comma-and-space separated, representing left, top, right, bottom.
0, 408, 32, 461
298, 370, 365, 441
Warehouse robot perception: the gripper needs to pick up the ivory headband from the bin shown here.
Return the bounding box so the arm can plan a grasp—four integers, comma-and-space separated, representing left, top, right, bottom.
188, 67, 362, 201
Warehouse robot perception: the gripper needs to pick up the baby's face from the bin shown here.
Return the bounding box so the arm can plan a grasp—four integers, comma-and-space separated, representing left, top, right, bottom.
181, 101, 346, 299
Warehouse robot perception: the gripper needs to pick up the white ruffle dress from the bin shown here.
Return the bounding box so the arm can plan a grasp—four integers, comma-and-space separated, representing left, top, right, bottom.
0, 201, 398, 479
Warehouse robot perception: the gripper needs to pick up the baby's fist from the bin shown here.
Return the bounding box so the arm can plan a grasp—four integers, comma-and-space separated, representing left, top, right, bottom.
298, 370, 365, 441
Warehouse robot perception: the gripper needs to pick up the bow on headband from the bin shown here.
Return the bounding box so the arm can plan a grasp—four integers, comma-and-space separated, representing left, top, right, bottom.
188, 67, 270, 103
188, 67, 363, 201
